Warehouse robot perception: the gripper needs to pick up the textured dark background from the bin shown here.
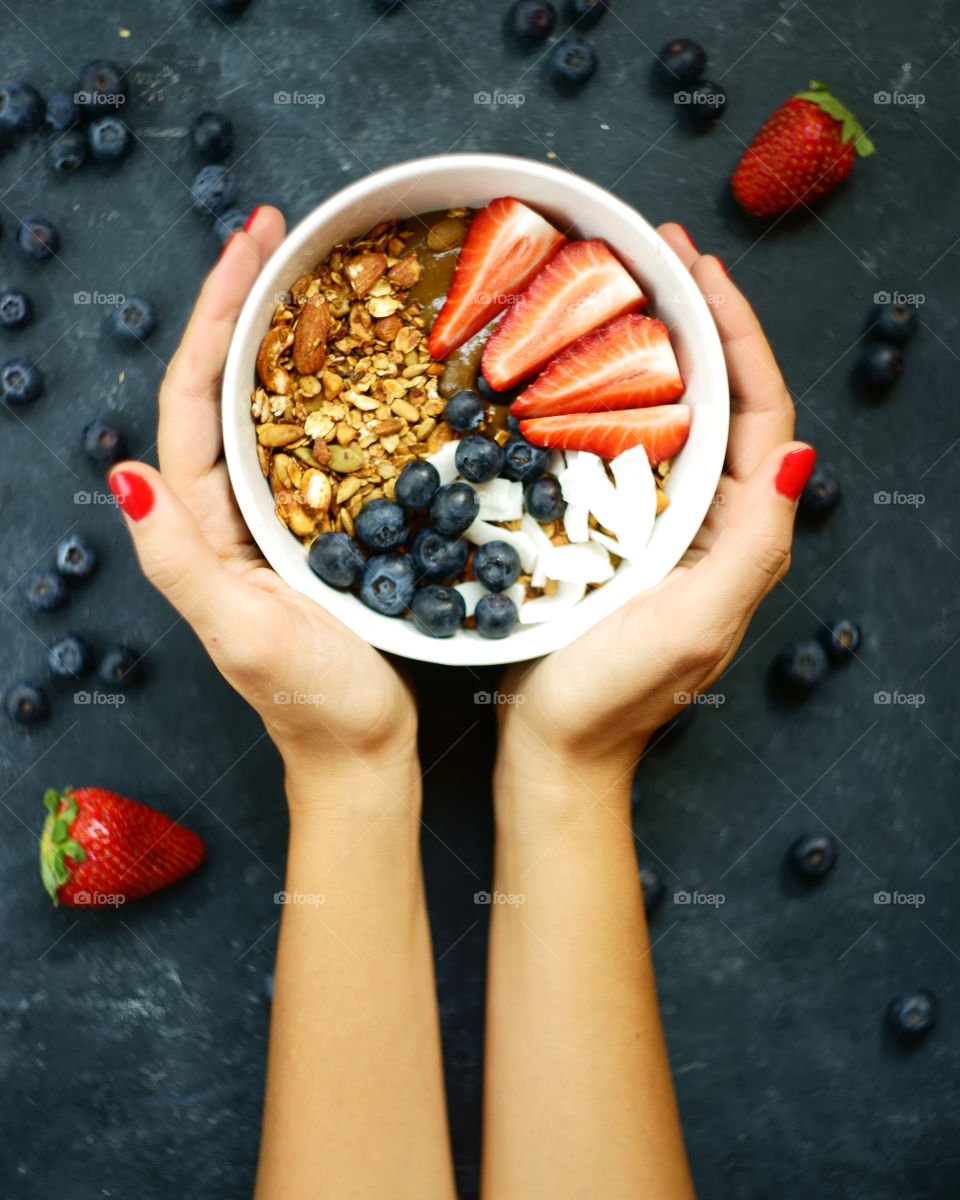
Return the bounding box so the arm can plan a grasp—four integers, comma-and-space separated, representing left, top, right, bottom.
1, 2, 958, 1197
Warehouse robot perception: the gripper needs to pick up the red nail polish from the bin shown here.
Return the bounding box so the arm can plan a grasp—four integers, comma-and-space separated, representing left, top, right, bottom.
676, 223, 697, 251
219, 233, 236, 259
775, 446, 817, 501
243, 206, 262, 233
109, 470, 155, 521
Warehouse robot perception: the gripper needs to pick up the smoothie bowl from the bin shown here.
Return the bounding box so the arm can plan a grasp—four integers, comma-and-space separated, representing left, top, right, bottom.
222, 153, 728, 666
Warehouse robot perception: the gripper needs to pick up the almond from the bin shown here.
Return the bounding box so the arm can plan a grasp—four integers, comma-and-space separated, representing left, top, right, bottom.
387, 253, 422, 289
345, 252, 387, 298
292, 294, 331, 375
373, 314, 404, 341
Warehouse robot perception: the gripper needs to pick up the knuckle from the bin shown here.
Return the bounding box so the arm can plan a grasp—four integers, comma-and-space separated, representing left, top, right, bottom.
750, 528, 790, 581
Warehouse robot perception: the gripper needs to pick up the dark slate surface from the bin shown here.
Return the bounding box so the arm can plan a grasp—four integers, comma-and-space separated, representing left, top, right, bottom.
1, 3, 958, 1198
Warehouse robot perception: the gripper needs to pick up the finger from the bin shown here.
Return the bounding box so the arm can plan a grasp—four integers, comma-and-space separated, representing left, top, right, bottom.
158, 205, 287, 490
656, 222, 700, 271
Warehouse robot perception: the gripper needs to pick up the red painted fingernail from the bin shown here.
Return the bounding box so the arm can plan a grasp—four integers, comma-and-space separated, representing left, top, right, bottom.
219, 233, 236, 259
109, 470, 155, 521
243, 206, 262, 233
775, 446, 817, 501
676, 223, 697, 251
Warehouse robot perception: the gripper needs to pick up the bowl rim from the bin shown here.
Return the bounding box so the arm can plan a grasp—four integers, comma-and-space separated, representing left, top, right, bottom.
222, 151, 729, 666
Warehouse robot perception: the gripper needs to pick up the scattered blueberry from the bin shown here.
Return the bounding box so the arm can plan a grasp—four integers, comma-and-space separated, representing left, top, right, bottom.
859, 341, 903, 389
214, 207, 248, 244
75, 60, 127, 113
888, 989, 938, 1043
192, 165, 238, 216
819, 617, 861, 661
98, 645, 143, 689
1, 360, 44, 406
113, 296, 157, 342
0, 83, 44, 134
788, 833, 837, 880
550, 35, 598, 86
685, 80, 727, 123
202, 0, 253, 14
359, 553, 417, 616
190, 111, 234, 162
23, 569, 68, 614
4, 681, 50, 726
18, 217, 60, 261
0, 289, 33, 331
473, 540, 521, 592
568, 0, 607, 28
47, 633, 93, 679
773, 639, 828, 693
658, 38, 707, 85
524, 474, 565, 522
501, 435, 549, 482
55, 534, 97, 579
82, 418, 128, 465
799, 463, 841, 517
430, 482, 480, 537
46, 128, 88, 173
639, 865, 665, 915
394, 459, 440, 510
354, 498, 410, 551
455, 433, 504, 483
45, 91, 80, 131
410, 527, 469, 581
308, 531, 365, 589
873, 300, 919, 345
475, 591, 519, 639
87, 116, 133, 162
507, 0, 557, 43
443, 389, 485, 432
412, 585, 467, 638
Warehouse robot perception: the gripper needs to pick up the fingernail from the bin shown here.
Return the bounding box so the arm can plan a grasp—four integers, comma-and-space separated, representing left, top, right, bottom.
243, 206, 262, 233
775, 446, 817, 501
219, 233, 236, 260
676, 223, 697, 251
109, 470, 155, 521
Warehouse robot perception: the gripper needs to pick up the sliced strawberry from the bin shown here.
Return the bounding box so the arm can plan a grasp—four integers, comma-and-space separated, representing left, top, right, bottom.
511, 313, 684, 418
519, 404, 691, 465
428, 197, 567, 359
481, 239, 647, 390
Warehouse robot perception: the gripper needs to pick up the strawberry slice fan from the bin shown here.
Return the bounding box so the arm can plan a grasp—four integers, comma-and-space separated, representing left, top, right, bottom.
519, 405, 692, 466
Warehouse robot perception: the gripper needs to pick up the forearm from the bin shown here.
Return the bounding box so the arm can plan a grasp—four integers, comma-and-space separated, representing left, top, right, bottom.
255, 755, 455, 1200
482, 743, 695, 1200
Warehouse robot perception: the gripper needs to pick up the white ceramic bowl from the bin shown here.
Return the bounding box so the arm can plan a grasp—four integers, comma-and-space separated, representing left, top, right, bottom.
223, 152, 729, 666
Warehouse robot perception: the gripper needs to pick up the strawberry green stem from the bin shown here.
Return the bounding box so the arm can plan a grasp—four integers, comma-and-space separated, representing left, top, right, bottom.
39, 788, 86, 905
795, 81, 876, 156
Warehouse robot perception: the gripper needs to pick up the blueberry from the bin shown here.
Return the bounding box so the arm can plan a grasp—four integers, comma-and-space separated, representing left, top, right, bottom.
56, 534, 97, 578
410, 527, 469, 581
47, 633, 93, 679
550, 35, 598, 86
82, 418, 128, 465
190, 111, 234, 162
412, 585, 466, 638
202, 0, 253, 14
4, 681, 50, 726
98, 645, 143, 688
658, 38, 707, 85
0, 83, 44, 134
359, 553, 417, 616
45, 91, 80, 131
354, 498, 410, 551
87, 116, 133, 162
307, 531, 365, 588
430, 482, 480, 537
475, 592, 519, 639
873, 300, 919, 345
473, 540, 521, 592
455, 433, 504, 483
1, 360, 44, 406
685, 80, 727, 123
859, 341, 903, 389
567, 0, 607, 28
501, 435, 549, 482
788, 833, 837, 880
524, 474, 565, 522
507, 0, 557, 43
819, 617, 861, 661
18, 217, 60, 261
47, 129, 87, 173
113, 296, 157, 342
639, 865, 665, 915
76, 60, 126, 113
23, 569, 68, 614
773, 639, 828, 693
799, 463, 841, 517
443, 389, 485, 432
214, 207, 248, 244
191, 165, 238, 216
888, 989, 938, 1042
394, 459, 440, 510
0, 290, 33, 331
476, 372, 517, 405
506, 413, 522, 434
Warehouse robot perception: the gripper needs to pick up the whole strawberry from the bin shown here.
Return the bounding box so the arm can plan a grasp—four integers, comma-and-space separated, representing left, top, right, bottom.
39, 786, 205, 907
732, 81, 875, 217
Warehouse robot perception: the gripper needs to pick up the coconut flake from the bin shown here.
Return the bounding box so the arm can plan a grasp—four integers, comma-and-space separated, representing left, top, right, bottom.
537, 540, 615, 584
426, 438, 460, 485
518, 579, 587, 624
472, 477, 524, 522
609, 445, 657, 560
589, 527, 622, 557
463, 518, 538, 572
454, 580, 487, 616
563, 501, 590, 543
